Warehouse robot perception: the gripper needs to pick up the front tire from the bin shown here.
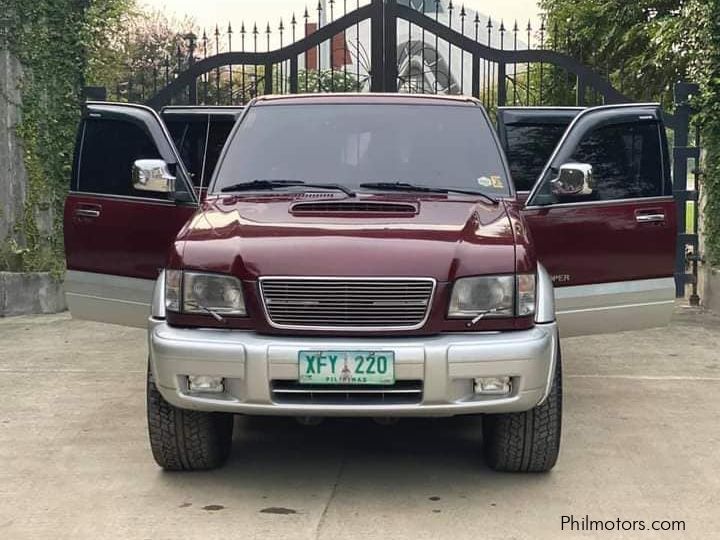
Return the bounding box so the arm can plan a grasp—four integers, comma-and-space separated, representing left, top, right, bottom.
146, 364, 233, 471
482, 347, 562, 472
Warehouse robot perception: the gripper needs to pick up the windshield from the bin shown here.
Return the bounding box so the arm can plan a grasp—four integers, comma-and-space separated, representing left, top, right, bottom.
212, 103, 511, 196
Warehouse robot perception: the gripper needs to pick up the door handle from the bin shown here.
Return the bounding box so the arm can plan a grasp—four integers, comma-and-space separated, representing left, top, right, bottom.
635, 213, 665, 223
74, 208, 101, 218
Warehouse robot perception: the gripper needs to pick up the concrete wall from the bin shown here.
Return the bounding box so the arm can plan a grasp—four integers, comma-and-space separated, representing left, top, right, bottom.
0, 48, 27, 249
0, 272, 66, 316
701, 266, 720, 315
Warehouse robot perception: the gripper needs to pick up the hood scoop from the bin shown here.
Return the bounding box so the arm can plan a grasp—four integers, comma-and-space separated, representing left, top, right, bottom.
290, 201, 419, 216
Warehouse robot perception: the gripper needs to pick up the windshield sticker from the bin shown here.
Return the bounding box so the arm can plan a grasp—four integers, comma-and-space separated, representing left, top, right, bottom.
490, 175, 504, 189
477, 176, 493, 188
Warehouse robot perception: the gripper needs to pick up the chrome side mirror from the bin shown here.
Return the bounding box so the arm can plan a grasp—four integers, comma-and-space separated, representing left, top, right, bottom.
132, 159, 176, 193
550, 163, 595, 198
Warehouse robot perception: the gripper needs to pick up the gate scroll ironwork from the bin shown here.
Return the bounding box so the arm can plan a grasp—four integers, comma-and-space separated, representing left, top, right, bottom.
104, 0, 701, 299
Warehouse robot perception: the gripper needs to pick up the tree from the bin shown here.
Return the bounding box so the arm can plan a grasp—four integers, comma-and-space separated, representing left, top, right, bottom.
84, 0, 136, 94
539, 0, 696, 107
84, 2, 198, 102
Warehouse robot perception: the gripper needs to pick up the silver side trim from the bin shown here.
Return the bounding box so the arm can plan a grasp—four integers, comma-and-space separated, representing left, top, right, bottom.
151, 270, 166, 319
555, 278, 675, 337
68, 190, 176, 205
535, 263, 556, 324
534, 263, 559, 406
65, 270, 155, 328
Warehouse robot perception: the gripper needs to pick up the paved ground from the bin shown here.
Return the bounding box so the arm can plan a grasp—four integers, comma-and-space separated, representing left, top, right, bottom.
1, 307, 719, 540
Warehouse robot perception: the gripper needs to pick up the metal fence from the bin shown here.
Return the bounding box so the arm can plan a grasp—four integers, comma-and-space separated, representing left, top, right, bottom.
99, 0, 701, 299
106, 0, 636, 111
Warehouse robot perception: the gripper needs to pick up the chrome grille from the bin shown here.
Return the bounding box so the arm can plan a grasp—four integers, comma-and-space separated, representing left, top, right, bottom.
271, 380, 423, 405
259, 278, 436, 330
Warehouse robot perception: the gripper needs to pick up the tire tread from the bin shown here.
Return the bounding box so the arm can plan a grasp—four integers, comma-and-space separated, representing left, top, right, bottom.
483, 347, 562, 473
146, 366, 233, 471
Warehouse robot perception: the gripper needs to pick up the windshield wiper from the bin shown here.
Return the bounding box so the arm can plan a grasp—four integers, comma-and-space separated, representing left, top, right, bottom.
220, 179, 356, 197
359, 182, 499, 205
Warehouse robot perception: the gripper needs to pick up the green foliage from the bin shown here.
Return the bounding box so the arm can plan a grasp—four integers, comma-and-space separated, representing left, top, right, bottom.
196, 68, 361, 106
297, 69, 362, 93
2, 0, 87, 274
691, 1, 720, 265
84, 0, 136, 93
1, 0, 131, 273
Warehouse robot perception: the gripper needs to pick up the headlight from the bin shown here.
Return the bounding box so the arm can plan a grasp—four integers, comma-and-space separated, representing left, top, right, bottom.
448, 276, 514, 318
165, 270, 246, 316
448, 274, 537, 318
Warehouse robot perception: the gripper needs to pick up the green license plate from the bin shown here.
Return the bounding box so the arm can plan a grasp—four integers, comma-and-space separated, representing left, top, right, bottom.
298, 351, 395, 385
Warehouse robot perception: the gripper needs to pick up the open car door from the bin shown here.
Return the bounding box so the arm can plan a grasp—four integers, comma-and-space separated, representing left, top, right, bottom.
64, 103, 198, 328
520, 104, 677, 337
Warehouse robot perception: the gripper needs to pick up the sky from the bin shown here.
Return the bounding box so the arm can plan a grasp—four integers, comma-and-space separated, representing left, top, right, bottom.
141, 0, 544, 41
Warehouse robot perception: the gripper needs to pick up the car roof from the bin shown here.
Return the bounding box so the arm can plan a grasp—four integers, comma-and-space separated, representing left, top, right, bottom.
252, 93, 479, 107
497, 107, 584, 125
160, 106, 244, 120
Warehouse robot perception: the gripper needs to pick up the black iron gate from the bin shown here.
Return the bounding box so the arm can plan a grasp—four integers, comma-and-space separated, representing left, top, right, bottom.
100, 0, 701, 299
138, 0, 638, 110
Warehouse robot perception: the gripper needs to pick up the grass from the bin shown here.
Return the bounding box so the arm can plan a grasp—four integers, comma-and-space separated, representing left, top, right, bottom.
686, 201, 696, 233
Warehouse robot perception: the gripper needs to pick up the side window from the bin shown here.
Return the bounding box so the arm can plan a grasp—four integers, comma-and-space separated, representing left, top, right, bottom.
166, 118, 208, 188
503, 123, 569, 191
77, 118, 163, 198
569, 121, 665, 200
203, 119, 235, 182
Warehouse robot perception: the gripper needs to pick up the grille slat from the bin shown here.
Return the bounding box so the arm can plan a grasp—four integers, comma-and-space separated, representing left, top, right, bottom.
271, 380, 424, 405
260, 278, 435, 330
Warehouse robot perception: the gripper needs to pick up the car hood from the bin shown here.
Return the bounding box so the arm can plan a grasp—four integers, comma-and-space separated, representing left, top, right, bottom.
176, 194, 517, 282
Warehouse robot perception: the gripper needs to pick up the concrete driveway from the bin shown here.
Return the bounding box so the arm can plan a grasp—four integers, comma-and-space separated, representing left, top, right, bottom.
1, 307, 719, 540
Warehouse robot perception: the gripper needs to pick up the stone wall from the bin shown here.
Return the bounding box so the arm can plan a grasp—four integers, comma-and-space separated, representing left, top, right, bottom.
0, 48, 27, 251
0, 47, 67, 317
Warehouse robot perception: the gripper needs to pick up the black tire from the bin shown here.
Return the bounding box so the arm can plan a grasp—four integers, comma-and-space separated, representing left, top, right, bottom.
482, 347, 562, 473
146, 364, 233, 471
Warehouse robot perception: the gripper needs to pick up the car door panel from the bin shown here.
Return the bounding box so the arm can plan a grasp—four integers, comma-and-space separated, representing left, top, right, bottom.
65, 194, 194, 279
522, 105, 676, 337
523, 198, 676, 286
64, 102, 197, 328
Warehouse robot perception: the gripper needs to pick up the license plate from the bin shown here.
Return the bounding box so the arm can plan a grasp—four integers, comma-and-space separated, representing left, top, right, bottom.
298, 351, 395, 385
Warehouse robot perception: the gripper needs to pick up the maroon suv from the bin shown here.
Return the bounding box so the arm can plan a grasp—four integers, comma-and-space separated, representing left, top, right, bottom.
64, 94, 676, 472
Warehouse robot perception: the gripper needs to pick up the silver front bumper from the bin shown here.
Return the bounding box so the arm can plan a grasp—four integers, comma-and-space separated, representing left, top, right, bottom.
149, 319, 558, 417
